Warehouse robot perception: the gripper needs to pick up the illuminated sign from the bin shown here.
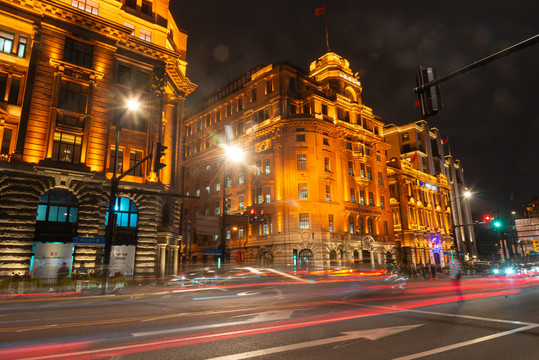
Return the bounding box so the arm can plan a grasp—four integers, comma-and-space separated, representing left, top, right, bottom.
417, 180, 438, 191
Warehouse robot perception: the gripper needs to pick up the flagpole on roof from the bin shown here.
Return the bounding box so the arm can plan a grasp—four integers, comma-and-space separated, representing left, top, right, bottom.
315, 5, 330, 52
323, 5, 330, 52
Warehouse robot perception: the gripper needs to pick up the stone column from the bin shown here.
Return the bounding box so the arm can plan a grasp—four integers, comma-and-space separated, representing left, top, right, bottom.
170, 245, 179, 275
158, 244, 167, 279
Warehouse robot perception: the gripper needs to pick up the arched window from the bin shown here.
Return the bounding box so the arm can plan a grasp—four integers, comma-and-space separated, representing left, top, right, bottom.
36, 189, 78, 223
298, 249, 313, 268
329, 249, 337, 267
106, 197, 137, 227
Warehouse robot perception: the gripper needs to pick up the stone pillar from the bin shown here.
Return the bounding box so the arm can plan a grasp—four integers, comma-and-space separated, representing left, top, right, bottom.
158, 244, 167, 279
171, 245, 179, 275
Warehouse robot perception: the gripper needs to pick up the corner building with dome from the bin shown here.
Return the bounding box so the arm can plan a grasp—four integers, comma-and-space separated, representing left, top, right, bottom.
181, 52, 398, 268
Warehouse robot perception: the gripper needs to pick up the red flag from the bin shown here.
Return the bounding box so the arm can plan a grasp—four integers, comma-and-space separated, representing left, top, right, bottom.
412, 152, 417, 161
443, 137, 449, 144
315, 6, 325, 16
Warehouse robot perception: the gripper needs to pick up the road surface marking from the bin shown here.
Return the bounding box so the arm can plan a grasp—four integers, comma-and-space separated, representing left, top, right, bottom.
206, 324, 423, 360
133, 310, 295, 337
393, 324, 539, 360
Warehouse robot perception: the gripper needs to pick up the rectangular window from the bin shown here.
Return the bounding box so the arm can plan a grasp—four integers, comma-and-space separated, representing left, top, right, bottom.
1, 128, 13, 154
123, 22, 135, 36
380, 196, 385, 210
16, 36, 27, 58
348, 161, 354, 176
204, 204, 209, 216
346, 142, 352, 150
378, 172, 383, 185
266, 79, 273, 94
0, 31, 14, 54
7, 77, 20, 105
52, 132, 82, 164
324, 157, 330, 172
350, 188, 355, 203
384, 221, 389, 236
323, 138, 329, 146
118, 65, 131, 86
215, 178, 220, 191
265, 187, 271, 203
226, 174, 232, 188
63, 37, 93, 68
125, 0, 136, 9
322, 104, 328, 115
256, 187, 263, 204
205, 181, 210, 194
141, 0, 152, 15
298, 183, 308, 200
215, 201, 220, 216
296, 134, 306, 142
328, 214, 334, 233
349, 216, 355, 234
367, 167, 372, 180
369, 192, 374, 206
402, 132, 409, 141
325, 185, 331, 201
238, 171, 245, 185
129, 150, 142, 176
195, 184, 200, 197
299, 213, 309, 229
140, 28, 151, 42
237, 97, 243, 111
58, 80, 89, 114
71, 0, 99, 15
255, 159, 262, 175
251, 88, 257, 102
238, 196, 244, 210
361, 164, 365, 177
237, 122, 244, 135
368, 218, 373, 234
226, 103, 232, 117
264, 159, 271, 174
297, 154, 307, 170
360, 190, 365, 205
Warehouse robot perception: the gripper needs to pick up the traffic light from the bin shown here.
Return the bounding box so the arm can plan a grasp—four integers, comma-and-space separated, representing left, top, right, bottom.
224, 198, 231, 214
293, 249, 298, 266
154, 142, 167, 172
416, 66, 442, 118
493, 218, 502, 229
248, 208, 257, 224
483, 215, 492, 222
258, 209, 266, 224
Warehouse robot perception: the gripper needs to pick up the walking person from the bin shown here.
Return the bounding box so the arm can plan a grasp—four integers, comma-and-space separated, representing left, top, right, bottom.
57, 262, 70, 290
430, 263, 437, 279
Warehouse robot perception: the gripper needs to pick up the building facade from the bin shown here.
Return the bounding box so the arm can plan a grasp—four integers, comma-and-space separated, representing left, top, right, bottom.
0, 0, 195, 280
384, 121, 474, 265
181, 53, 396, 269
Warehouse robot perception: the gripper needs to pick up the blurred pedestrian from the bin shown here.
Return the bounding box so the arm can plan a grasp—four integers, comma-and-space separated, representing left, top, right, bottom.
430, 263, 437, 279
57, 262, 69, 283
452, 263, 464, 301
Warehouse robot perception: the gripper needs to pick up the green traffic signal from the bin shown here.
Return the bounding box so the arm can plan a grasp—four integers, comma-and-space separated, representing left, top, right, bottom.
493, 220, 501, 228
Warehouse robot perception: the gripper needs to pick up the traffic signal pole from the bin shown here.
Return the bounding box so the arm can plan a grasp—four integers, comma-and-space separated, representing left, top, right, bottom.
414, 34, 538, 108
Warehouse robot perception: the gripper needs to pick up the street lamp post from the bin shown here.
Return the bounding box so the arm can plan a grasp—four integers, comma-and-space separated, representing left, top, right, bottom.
219, 144, 244, 266
449, 190, 472, 262
102, 99, 139, 294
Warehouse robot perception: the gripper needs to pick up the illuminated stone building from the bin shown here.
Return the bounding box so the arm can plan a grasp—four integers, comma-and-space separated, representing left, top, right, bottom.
384, 121, 475, 266
181, 52, 396, 268
0, 0, 195, 279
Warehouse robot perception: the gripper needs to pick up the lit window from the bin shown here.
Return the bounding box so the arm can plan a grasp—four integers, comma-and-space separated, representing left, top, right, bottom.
141, 0, 152, 15
265, 187, 271, 203
140, 28, 151, 42
297, 154, 307, 170
108, 146, 123, 174
17, 36, 27, 58
113, 197, 138, 227
325, 185, 331, 201
52, 132, 83, 164
123, 22, 135, 36
328, 214, 334, 233
0, 31, 13, 54
299, 213, 309, 229
71, 0, 99, 15
36, 189, 79, 223
298, 183, 308, 200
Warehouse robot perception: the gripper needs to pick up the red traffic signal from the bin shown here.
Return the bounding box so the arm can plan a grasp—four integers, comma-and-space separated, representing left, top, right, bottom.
248, 208, 257, 224
483, 215, 492, 222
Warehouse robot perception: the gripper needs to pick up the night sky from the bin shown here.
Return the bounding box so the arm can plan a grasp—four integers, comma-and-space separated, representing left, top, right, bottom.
172, 1, 539, 217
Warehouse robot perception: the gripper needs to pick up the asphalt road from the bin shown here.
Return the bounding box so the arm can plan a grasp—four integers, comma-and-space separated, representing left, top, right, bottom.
1, 275, 538, 360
